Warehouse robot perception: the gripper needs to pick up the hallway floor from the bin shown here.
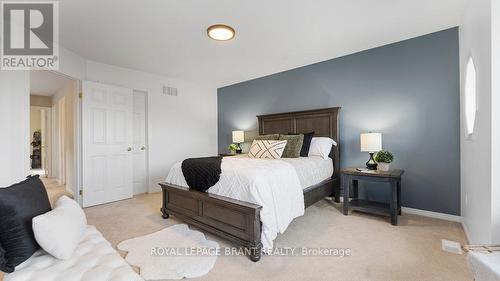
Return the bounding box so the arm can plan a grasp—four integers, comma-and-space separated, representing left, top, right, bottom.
41, 177, 73, 206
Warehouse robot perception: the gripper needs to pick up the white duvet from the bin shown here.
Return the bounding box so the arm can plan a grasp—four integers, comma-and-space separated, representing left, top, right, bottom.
165, 156, 305, 251
5, 226, 143, 281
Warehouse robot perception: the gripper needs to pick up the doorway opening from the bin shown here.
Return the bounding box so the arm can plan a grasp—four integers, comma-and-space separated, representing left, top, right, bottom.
29, 70, 79, 203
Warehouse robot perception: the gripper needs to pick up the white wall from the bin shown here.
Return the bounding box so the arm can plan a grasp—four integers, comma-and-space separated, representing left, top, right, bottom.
85, 61, 218, 192
490, 0, 500, 242
460, 0, 497, 244
58, 47, 87, 80
0, 71, 30, 186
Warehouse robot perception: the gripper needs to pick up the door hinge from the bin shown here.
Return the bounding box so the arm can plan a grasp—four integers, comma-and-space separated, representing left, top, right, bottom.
79, 92, 83, 99
79, 189, 83, 196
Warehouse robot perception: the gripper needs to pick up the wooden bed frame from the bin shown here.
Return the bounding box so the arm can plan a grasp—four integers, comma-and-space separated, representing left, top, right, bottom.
159, 107, 341, 262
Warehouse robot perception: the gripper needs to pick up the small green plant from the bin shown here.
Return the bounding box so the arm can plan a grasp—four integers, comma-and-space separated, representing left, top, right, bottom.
228, 143, 238, 152
375, 150, 394, 163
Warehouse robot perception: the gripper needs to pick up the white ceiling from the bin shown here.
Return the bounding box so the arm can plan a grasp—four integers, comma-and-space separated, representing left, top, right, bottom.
59, 0, 467, 87
30, 71, 73, 96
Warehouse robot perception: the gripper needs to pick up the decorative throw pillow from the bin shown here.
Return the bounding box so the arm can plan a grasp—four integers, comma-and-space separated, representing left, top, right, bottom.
0, 175, 51, 273
254, 134, 280, 140
308, 137, 337, 159
248, 140, 287, 159
278, 134, 304, 158
289, 132, 314, 157
32, 196, 87, 260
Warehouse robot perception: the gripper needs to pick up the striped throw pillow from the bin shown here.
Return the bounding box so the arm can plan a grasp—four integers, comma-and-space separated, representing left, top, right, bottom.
248, 140, 287, 159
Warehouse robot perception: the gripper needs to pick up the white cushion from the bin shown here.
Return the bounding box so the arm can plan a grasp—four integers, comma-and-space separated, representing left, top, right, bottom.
248, 140, 287, 159
32, 196, 87, 260
308, 137, 337, 159
6, 225, 143, 281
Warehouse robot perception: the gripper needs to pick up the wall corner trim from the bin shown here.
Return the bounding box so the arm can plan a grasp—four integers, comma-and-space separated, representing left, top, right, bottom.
461, 221, 471, 244
402, 207, 462, 223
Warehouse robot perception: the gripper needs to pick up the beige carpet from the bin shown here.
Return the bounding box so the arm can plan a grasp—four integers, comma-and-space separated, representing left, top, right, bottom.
41, 177, 74, 207
84, 193, 472, 281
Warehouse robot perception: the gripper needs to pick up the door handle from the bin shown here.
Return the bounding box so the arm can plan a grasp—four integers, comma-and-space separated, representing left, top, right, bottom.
141, 146, 146, 151
127, 147, 132, 152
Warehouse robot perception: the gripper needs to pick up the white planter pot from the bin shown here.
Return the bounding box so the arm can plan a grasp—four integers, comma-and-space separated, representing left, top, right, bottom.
377, 162, 390, 172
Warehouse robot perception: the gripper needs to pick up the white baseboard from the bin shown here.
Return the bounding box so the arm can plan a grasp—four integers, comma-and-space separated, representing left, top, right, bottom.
329, 198, 462, 223
402, 207, 462, 222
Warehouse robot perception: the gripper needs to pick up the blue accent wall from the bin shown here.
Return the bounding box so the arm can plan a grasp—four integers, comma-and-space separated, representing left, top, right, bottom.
217, 28, 460, 215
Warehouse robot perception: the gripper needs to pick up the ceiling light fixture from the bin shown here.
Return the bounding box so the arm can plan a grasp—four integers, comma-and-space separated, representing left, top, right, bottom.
207, 24, 235, 41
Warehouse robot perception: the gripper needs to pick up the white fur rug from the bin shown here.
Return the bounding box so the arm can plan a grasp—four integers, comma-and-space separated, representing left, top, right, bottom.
117, 224, 219, 280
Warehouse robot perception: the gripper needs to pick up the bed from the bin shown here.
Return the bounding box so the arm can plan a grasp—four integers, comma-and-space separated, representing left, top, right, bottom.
159, 107, 341, 262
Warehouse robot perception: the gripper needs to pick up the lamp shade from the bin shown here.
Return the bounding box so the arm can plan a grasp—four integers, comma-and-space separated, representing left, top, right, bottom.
360, 133, 382, 152
232, 130, 244, 143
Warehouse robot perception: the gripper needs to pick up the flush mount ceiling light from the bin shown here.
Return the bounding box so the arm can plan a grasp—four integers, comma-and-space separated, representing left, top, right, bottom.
207, 24, 235, 41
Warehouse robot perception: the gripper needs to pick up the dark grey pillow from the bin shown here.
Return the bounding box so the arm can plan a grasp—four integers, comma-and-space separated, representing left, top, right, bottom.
289, 132, 314, 157
0, 175, 51, 273
279, 134, 304, 158
255, 134, 280, 140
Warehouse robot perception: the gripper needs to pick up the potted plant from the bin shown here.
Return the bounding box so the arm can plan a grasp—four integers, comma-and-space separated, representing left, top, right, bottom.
228, 143, 238, 154
375, 150, 394, 172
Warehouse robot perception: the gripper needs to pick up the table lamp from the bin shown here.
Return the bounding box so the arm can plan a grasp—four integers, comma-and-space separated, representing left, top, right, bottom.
232, 130, 244, 154
360, 132, 382, 170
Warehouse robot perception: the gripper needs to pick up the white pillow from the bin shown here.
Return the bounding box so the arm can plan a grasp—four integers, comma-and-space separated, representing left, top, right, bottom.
248, 140, 287, 159
32, 196, 87, 260
308, 137, 337, 159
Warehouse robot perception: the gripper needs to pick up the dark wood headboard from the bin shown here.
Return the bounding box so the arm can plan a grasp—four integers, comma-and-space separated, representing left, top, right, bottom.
257, 107, 341, 179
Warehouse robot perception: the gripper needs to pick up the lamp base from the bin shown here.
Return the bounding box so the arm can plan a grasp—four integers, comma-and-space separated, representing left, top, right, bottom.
366, 152, 378, 170
236, 143, 242, 154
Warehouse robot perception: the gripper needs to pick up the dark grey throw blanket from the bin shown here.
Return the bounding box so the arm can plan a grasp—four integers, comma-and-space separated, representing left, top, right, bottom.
181, 156, 222, 192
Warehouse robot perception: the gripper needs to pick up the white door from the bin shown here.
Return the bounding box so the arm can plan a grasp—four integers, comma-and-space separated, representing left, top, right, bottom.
82, 81, 134, 207
132, 90, 148, 195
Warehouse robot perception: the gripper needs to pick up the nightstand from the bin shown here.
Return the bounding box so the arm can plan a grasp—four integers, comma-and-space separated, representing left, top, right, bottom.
341, 167, 404, 225
219, 153, 238, 157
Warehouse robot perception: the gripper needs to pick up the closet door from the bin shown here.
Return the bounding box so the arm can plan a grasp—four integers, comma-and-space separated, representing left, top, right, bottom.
132, 90, 148, 195
82, 81, 133, 207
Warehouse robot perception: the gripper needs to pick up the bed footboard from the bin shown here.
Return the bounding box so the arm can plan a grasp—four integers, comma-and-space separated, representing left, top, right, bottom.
159, 183, 263, 262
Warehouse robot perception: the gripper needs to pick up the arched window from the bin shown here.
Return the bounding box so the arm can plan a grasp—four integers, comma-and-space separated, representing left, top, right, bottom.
465, 56, 477, 136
